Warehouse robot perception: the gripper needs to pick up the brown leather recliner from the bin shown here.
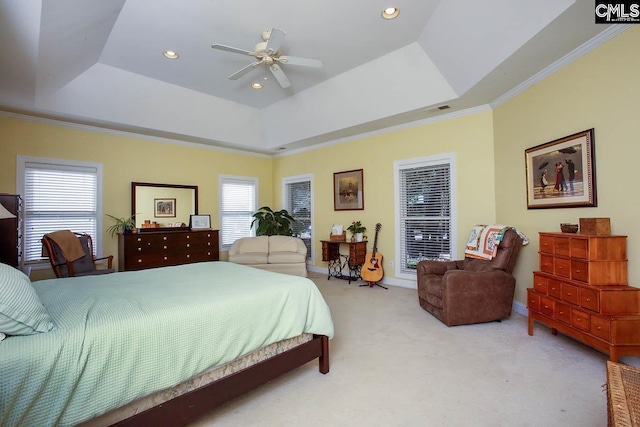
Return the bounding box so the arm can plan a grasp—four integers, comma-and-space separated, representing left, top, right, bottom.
416, 228, 523, 326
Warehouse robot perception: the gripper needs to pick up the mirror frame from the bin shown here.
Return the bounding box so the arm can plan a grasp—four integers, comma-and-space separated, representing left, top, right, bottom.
131, 182, 198, 231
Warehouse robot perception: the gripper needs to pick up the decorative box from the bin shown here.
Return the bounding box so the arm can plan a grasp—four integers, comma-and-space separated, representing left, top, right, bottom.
579, 217, 611, 235
329, 232, 346, 242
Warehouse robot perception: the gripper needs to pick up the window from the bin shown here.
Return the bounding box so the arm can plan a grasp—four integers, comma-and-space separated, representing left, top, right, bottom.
394, 153, 456, 280
17, 156, 103, 266
219, 175, 257, 251
283, 175, 313, 261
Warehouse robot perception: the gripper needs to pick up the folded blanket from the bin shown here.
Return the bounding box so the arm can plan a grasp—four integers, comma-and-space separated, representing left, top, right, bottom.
465, 224, 529, 260
46, 230, 86, 262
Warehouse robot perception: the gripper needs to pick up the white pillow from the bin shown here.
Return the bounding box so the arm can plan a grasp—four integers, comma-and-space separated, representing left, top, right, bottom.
0, 262, 55, 335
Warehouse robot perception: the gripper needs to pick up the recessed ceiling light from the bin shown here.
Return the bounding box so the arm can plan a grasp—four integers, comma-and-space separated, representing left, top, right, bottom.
251, 82, 263, 89
382, 7, 399, 19
163, 50, 179, 59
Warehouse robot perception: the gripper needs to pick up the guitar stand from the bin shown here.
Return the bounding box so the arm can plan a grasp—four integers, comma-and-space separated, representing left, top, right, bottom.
360, 281, 388, 290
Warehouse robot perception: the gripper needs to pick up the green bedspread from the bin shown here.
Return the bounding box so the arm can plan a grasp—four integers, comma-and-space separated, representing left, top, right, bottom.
0, 262, 334, 427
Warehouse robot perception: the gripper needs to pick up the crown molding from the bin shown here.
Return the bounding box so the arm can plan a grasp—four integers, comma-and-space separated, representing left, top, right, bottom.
491, 24, 631, 108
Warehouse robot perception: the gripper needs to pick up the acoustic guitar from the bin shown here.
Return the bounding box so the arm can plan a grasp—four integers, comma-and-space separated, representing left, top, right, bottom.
360, 223, 383, 283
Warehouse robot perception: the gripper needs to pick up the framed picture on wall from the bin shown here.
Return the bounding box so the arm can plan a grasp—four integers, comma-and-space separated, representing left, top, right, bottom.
334, 169, 364, 210
525, 128, 597, 209
154, 198, 176, 217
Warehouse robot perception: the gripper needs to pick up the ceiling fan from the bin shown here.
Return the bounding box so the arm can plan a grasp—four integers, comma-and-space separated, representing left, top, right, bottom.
211, 28, 323, 89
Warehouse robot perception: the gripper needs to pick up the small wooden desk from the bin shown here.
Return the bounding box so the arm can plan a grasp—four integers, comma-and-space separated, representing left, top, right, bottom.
320, 240, 367, 283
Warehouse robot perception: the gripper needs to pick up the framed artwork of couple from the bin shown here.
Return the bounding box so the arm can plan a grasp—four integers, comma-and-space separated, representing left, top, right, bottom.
525, 129, 597, 209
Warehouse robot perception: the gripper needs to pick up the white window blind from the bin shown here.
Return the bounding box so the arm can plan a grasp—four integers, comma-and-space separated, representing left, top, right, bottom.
19, 157, 102, 264
220, 176, 257, 251
395, 154, 456, 277
283, 176, 312, 261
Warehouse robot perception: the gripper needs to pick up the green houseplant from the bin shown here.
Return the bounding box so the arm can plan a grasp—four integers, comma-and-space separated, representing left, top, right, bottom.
347, 220, 367, 242
106, 213, 137, 237
251, 206, 296, 236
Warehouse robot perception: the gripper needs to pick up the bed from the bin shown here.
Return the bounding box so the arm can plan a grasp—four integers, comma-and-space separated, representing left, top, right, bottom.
0, 261, 334, 426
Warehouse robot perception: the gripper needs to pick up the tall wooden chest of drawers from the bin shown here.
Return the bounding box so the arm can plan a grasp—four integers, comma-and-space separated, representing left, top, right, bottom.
528, 232, 640, 362
118, 229, 219, 271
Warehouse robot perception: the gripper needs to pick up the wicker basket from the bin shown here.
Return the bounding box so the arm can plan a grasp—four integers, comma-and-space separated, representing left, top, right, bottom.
329, 232, 346, 242
560, 223, 578, 233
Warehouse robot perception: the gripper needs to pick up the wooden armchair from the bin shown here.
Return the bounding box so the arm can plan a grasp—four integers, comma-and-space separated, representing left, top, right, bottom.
42, 232, 114, 278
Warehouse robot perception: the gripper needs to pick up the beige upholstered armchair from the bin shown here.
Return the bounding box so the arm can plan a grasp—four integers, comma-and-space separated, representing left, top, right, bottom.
416, 228, 524, 326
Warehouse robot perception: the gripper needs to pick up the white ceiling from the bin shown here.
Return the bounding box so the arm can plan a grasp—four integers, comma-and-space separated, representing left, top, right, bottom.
0, 0, 618, 154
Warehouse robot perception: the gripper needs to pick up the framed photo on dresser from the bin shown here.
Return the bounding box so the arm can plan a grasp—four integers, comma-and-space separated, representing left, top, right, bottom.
189, 214, 211, 230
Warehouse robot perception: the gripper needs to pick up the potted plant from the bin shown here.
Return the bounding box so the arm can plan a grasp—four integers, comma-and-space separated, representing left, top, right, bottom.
106, 213, 137, 238
251, 206, 296, 236
347, 220, 366, 242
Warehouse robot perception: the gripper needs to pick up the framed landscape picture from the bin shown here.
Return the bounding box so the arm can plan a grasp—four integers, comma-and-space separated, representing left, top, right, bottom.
525, 128, 596, 209
334, 169, 364, 211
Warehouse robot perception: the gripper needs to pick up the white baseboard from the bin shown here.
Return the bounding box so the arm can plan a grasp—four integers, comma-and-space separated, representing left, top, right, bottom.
512, 300, 528, 317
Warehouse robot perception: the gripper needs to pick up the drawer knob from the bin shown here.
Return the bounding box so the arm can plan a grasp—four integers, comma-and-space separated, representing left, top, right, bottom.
137, 237, 142, 242
164, 256, 168, 260
544, 305, 549, 309
187, 254, 190, 258
586, 298, 591, 302
163, 236, 167, 240
596, 326, 602, 330
187, 235, 190, 239
559, 311, 564, 315
576, 269, 581, 273
137, 259, 142, 263
163, 245, 167, 249
567, 293, 572, 296
576, 318, 581, 322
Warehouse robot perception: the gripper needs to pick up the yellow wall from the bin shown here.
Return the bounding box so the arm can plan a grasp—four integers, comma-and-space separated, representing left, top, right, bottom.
274, 109, 497, 283
0, 116, 273, 278
494, 26, 640, 304
2, 27, 637, 299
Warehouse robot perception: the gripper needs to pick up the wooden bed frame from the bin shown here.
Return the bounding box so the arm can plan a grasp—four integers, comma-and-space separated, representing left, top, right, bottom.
112, 334, 329, 426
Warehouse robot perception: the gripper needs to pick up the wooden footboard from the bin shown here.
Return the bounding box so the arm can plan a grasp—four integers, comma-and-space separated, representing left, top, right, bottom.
112, 335, 329, 427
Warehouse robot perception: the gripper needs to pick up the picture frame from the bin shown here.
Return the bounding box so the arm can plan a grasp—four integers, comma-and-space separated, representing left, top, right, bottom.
154, 198, 176, 217
525, 128, 597, 209
189, 214, 211, 229
334, 169, 364, 211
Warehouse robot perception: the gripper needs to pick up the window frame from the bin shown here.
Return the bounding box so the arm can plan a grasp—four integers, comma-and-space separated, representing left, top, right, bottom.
16, 155, 104, 269
282, 174, 314, 263
218, 174, 258, 252
394, 153, 457, 281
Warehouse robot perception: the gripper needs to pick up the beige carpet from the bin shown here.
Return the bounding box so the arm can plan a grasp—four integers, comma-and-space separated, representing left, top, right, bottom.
190, 271, 637, 426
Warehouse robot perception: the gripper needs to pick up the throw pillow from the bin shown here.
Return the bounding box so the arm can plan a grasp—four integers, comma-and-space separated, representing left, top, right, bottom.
0, 262, 56, 335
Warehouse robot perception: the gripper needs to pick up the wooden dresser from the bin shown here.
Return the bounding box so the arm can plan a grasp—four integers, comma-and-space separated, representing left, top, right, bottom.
528, 232, 640, 362
0, 194, 21, 267
118, 229, 219, 271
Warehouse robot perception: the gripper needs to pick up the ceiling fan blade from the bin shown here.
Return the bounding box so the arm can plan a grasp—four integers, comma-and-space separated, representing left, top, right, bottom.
265, 28, 286, 54
269, 64, 291, 88
278, 56, 323, 67
211, 44, 255, 56
228, 61, 262, 80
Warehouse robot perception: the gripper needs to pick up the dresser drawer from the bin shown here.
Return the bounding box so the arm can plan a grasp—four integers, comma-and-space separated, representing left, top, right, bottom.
570, 238, 588, 259
571, 260, 589, 283
548, 278, 562, 299
555, 302, 572, 324
554, 258, 571, 278
561, 283, 579, 305
553, 237, 570, 257
527, 289, 540, 312
540, 296, 554, 317
127, 253, 177, 270
539, 235, 554, 254
580, 288, 599, 312
533, 274, 548, 294
571, 308, 590, 332
591, 315, 611, 341
540, 254, 554, 274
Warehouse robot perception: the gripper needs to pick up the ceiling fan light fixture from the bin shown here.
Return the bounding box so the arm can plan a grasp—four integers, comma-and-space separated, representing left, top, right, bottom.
382, 7, 399, 19
251, 82, 263, 89
163, 50, 179, 59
